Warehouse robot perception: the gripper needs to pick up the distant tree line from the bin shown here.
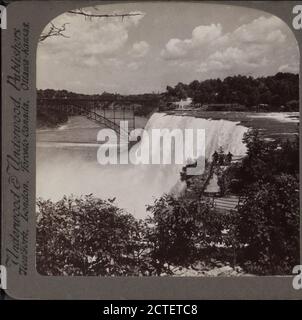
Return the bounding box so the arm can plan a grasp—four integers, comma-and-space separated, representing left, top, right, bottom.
37, 89, 159, 103
36, 72, 299, 128
37, 72, 299, 113
164, 72, 299, 111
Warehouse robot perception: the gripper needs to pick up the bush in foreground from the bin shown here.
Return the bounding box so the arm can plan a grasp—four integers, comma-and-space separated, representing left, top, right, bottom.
37, 195, 151, 276
235, 174, 300, 275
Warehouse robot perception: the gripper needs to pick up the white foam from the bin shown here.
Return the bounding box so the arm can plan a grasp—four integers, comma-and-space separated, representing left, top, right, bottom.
247, 112, 299, 123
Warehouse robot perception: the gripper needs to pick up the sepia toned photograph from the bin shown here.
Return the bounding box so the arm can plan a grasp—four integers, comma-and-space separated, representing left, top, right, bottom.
35, 2, 300, 278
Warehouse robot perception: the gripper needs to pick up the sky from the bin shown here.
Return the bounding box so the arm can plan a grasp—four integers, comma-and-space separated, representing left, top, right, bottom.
37, 2, 300, 95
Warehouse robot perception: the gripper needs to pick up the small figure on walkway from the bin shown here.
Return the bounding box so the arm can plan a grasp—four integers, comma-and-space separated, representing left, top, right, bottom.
218, 147, 225, 166
212, 151, 219, 164
226, 152, 233, 164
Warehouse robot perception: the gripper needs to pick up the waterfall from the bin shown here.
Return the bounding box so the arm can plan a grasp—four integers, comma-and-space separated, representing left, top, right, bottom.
37, 113, 248, 218
120, 113, 248, 215
136, 112, 247, 159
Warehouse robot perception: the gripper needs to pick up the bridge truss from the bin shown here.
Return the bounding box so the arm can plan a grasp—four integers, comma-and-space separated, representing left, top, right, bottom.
37, 98, 141, 135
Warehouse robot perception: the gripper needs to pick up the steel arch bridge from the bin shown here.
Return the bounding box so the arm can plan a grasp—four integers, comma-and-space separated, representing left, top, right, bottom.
37, 97, 158, 135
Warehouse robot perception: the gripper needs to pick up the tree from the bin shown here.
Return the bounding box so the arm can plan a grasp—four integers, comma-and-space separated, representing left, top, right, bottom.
235, 174, 300, 275
222, 129, 299, 194
215, 128, 299, 274
36, 195, 149, 276
164, 73, 299, 111
146, 194, 227, 274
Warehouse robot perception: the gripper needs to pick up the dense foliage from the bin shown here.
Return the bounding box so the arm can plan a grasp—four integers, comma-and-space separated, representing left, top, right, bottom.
37, 130, 299, 276
217, 129, 300, 274
235, 174, 299, 274
37, 195, 151, 276
145, 195, 228, 273
37, 89, 159, 102
37, 193, 231, 276
221, 129, 299, 194
164, 73, 299, 110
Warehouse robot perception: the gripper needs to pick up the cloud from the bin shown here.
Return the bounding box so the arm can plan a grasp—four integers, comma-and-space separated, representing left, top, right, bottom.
37, 7, 146, 93
127, 61, 141, 70
37, 5, 299, 95
83, 56, 99, 67
102, 58, 123, 68
278, 63, 299, 73
232, 16, 286, 44
161, 24, 222, 59
198, 60, 231, 73
161, 15, 298, 77
38, 9, 146, 64
192, 24, 222, 45
129, 41, 150, 57
197, 47, 268, 73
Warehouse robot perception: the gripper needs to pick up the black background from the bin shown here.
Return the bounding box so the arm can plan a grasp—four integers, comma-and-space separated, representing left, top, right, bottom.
0, 299, 302, 318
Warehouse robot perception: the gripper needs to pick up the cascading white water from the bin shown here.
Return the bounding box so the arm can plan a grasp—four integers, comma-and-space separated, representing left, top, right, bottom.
36, 113, 248, 218
140, 113, 247, 158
